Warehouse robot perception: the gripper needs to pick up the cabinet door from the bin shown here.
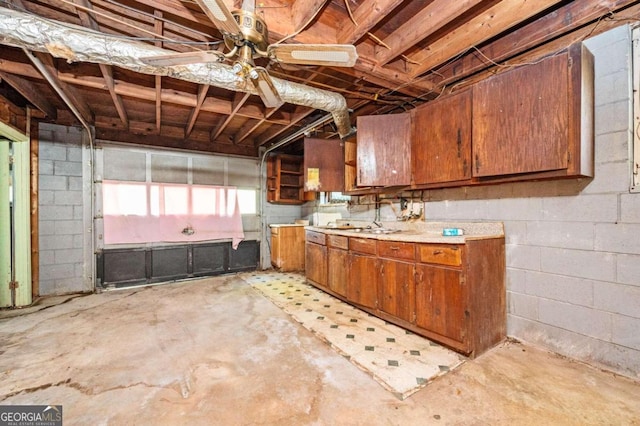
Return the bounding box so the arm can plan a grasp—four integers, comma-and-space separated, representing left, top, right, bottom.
348, 253, 378, 309
304, 138, 345, 192
356, 113, 411, 187
415, 264, 465, 344
472, 52, 569, 177
305, 242, 327, 287
328, 248, 348, 297
379, 258, 415, 323
412, 90, 472, 185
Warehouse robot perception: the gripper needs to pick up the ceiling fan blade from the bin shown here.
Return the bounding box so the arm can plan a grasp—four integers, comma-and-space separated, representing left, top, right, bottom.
140, 50, 225, 66
194, 0, 241, 36
250, 67, 284, 109
268, 44, 358, 67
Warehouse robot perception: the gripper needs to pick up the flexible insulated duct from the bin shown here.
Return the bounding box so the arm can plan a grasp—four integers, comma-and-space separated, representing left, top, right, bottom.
0, 7, 354, 138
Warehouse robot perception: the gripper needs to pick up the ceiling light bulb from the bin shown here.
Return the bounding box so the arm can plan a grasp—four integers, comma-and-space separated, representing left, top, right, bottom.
232, 63, 243, 74
249, 69, 259, 80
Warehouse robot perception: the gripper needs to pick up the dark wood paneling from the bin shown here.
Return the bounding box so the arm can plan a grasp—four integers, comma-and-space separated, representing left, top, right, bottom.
151, 246, 190, 281
193, 243, 226, 275
102, 249, 147, 285
228, 240, 259, 272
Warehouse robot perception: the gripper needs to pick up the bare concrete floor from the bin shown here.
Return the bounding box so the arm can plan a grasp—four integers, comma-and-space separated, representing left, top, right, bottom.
1, 274, 639, 425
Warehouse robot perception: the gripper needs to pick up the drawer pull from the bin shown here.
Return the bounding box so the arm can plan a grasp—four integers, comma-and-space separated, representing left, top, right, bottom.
433, 250, 443, 255
390, 246, 400, 250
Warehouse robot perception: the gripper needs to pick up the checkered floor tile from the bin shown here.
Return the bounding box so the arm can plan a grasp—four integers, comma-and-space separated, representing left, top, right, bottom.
241, 271, 465, 400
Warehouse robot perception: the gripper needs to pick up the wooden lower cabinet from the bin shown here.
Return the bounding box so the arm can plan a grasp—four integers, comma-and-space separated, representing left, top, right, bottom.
379, 258, 415, 323
415, 264, 465, 346
348, 253, 378, 309
270, 225, 305, 271
305, 231, 505, 357
305, 240, 327, 288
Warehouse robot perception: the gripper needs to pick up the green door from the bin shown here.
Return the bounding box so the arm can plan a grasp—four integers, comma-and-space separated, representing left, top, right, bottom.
0, 141, 10, 307
0, 130, 32, 308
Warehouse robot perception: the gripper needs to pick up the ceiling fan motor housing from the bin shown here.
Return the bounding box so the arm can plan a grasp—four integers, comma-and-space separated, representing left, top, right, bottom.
224, 10, 269, 55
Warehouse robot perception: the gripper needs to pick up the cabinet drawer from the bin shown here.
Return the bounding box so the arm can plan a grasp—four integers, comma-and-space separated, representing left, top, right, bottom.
327, 235, 349, 250
377, 241, 415, 261
306, 231, 326, 245
349, 237, 377, 255
416, 244, 462, 266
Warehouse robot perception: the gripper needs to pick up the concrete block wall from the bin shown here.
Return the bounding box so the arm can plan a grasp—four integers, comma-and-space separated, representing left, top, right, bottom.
418, 25, 640, 378
38, 123, 90, 295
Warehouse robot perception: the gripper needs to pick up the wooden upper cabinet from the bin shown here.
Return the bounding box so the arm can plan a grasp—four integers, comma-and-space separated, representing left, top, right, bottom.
472, 43, 594, 178
356, 112, 412, 187
303, 138, 345, 192
412, 89, 472, 186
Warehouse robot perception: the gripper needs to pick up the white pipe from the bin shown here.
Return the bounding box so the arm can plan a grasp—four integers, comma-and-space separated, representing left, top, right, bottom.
0, 7, 354, 138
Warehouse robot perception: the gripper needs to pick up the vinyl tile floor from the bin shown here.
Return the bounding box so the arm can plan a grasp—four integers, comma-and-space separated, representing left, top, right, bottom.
243, 271, 465, 399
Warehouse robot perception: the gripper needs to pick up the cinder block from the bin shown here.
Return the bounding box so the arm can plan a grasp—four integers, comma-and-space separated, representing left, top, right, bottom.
503, 221, 527, 245
39, 250, 56, 265
39, 235, 74, 251
584, 25, 629, 56
39, 160, 54, 175
491, 197, 544, 221
38, 190, 55, 206
538, 299, 612, 341
38, 279, 55, 296
525, 270, 594, 307
594, 281, 640, 318
620, 194, 640, 223
594, 131, 629, 163
595, 223, 640, 255
39, 205, 73, 221
507, 291, 538, 320
54, 220, 83, 235
540, 247, 616, 282
589, 34, 632, 77
54, 190, 83, 206
66, 146, 83, 162
39, 175, 67, 191
542, 194, 618, 223
617, 254, 640, 287
54, 161, 83, 177
39, 220, 55, 236
54, 248, 83, 264
39, 143, 67, 161
73, 234, 85, 248
506, 268, 526, 293
506, 244, 541, 270
612, 315, 640, 351
68, 176, 83, 191
582, 161, 630, 195
54, 278, 85, 294
526, 221, 595, 250
595, 100, 630, 136
73, 206, 84, 220
39, 263, 76, 280
595, 70, 631, 106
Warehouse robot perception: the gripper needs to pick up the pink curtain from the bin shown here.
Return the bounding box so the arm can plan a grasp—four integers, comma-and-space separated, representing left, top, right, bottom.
102, 181, 245, 249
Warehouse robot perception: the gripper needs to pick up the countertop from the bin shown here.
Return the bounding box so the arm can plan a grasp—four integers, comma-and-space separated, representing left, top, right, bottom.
269, 223, 307, 228
305, 221, 504, 244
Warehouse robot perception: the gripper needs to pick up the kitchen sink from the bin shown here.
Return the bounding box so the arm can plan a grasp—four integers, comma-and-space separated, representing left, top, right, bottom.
348, 227, 401, 234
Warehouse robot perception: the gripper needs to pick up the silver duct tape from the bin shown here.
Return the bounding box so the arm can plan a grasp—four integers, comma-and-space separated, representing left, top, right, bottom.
0, 8, 352, 137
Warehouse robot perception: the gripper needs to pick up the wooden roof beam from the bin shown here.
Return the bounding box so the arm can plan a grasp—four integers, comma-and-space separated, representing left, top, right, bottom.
0, 71, 57, 119
211, 91, 250, 140
374, 0, 486, 66
337, 0, 406, 44
185, 84, 209, 137
407, 0, 564, 78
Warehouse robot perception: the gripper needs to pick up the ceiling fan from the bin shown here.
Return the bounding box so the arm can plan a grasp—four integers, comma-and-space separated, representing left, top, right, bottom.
142, 0, 358, 108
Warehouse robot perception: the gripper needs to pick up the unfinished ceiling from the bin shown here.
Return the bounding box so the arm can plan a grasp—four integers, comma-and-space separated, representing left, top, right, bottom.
0, 0, 638, 157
